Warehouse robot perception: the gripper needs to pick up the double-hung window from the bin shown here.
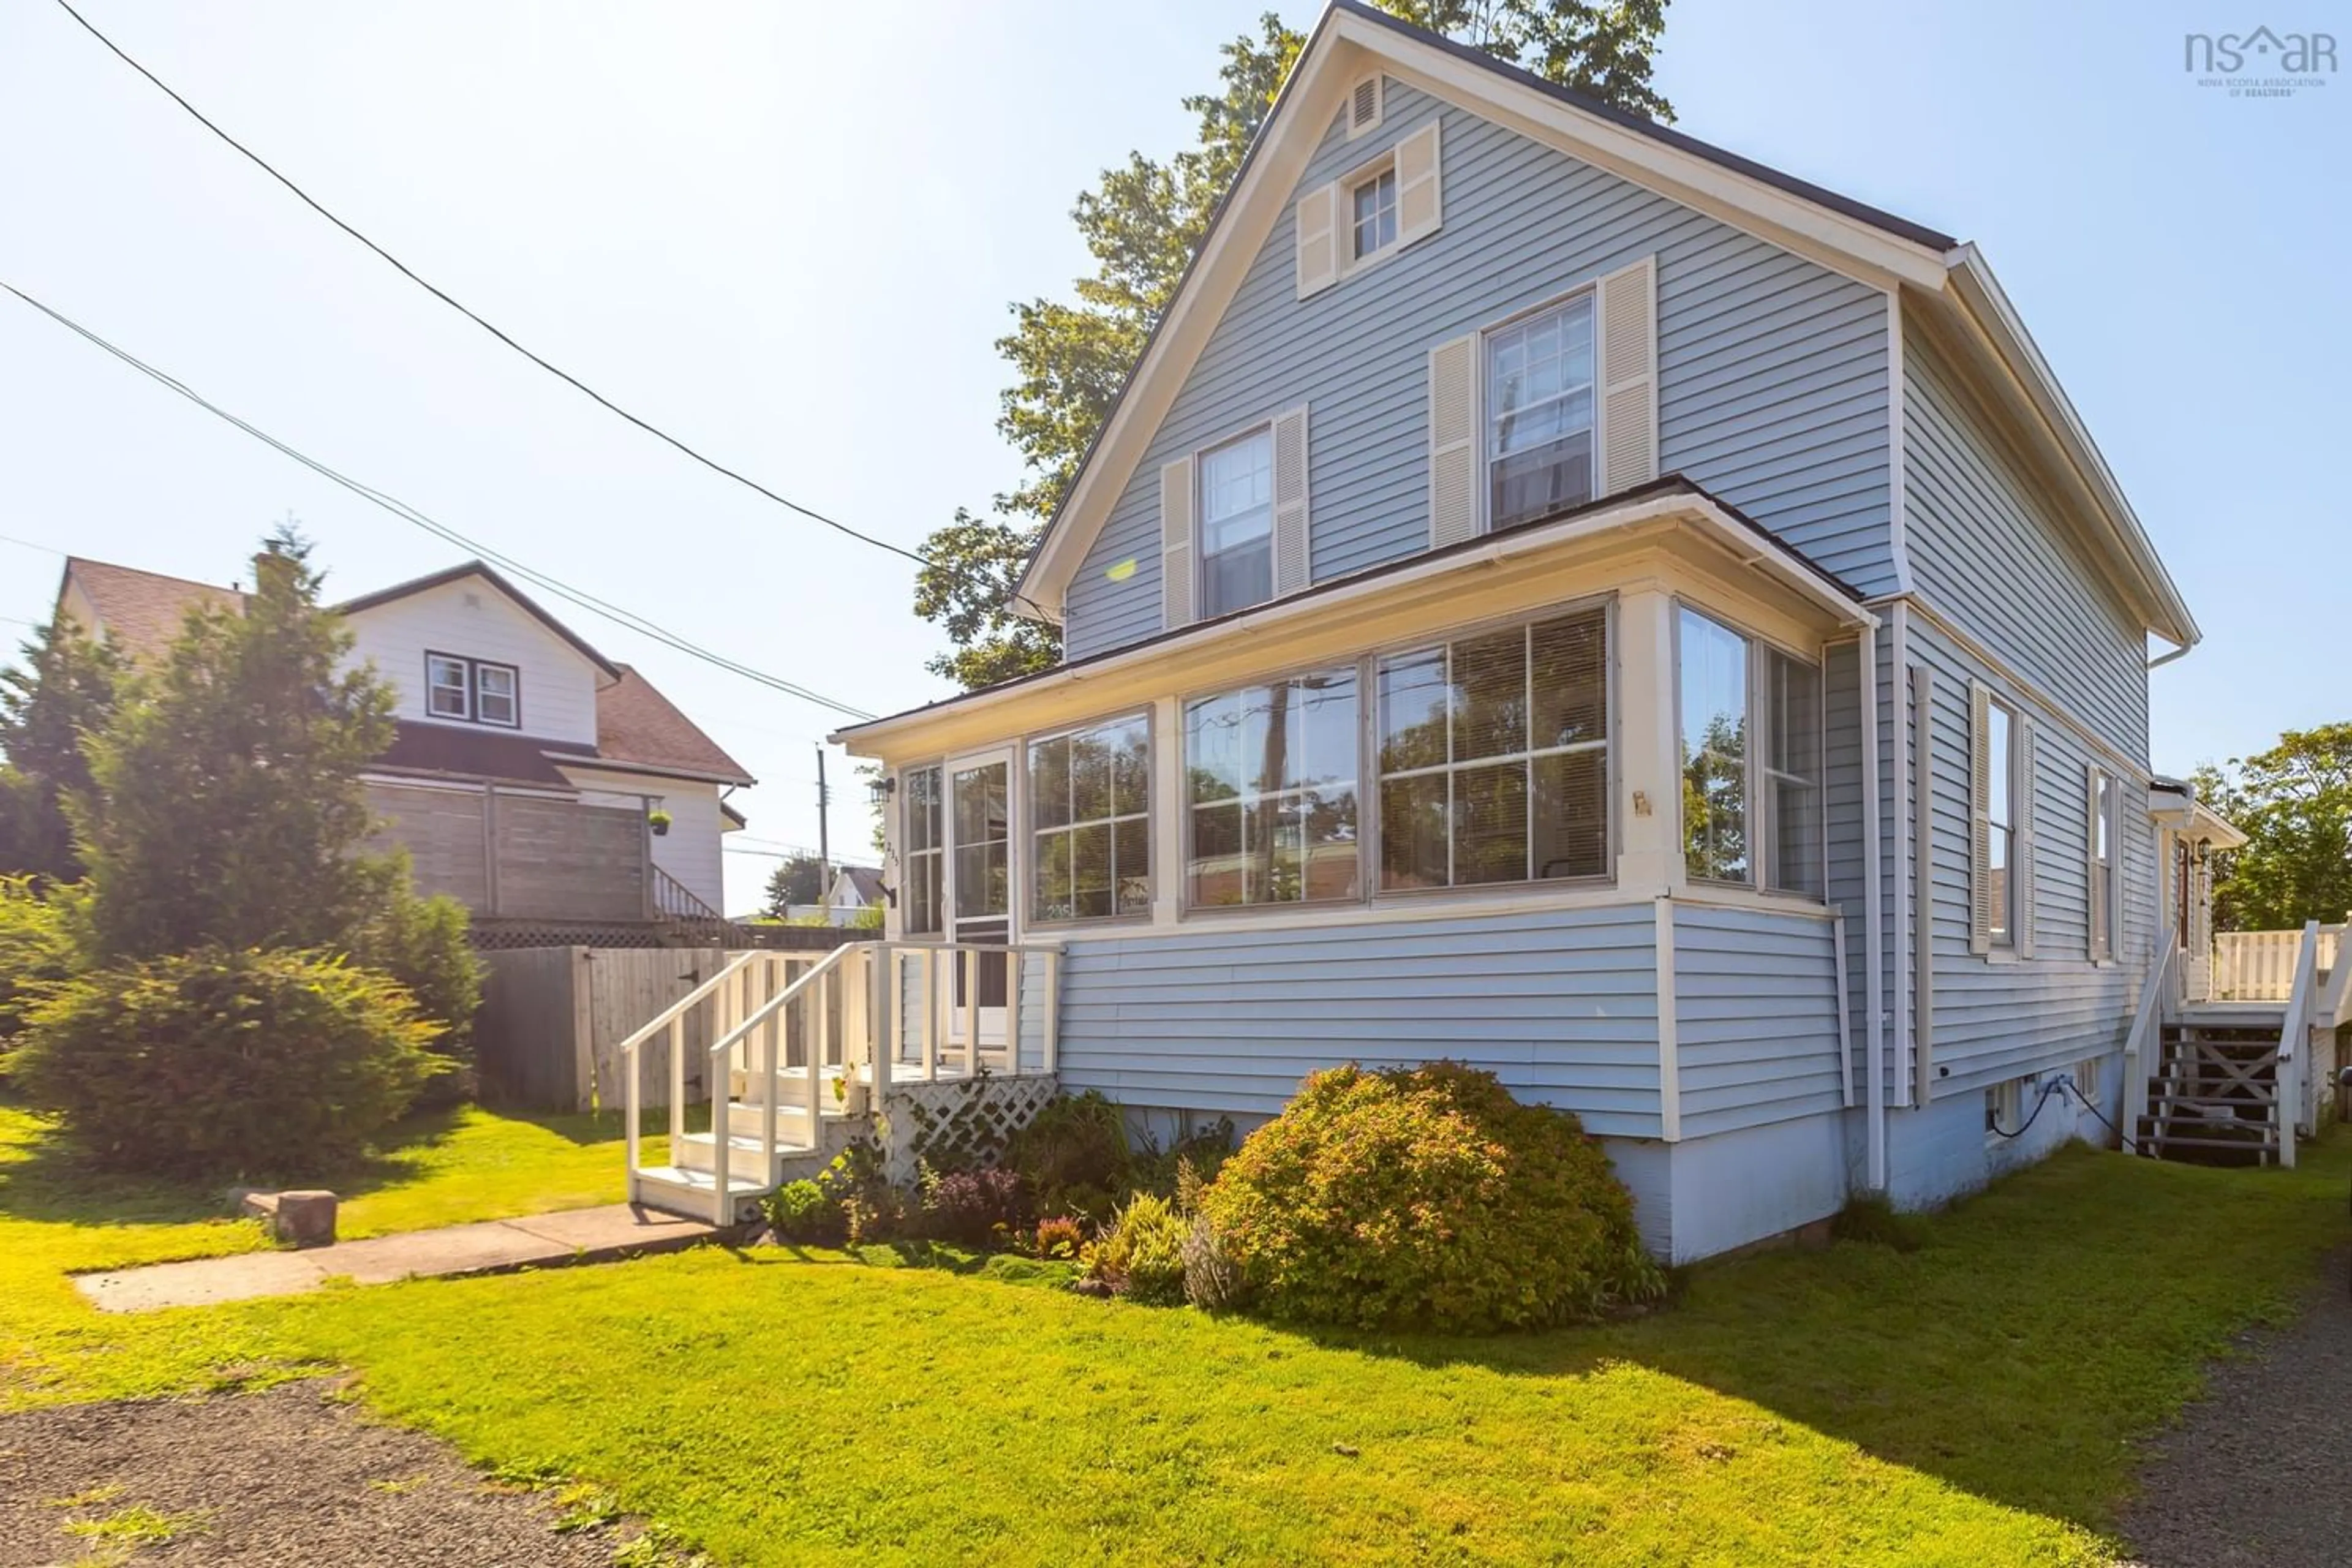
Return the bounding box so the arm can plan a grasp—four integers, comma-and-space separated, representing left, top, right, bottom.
1487, 295, 1596, 531
1030, 715, 1151, 922
901, 765, 944, 935
1351, 164, 1398, 261
1198, 429, 1274, 619
1677, 608, 1822, 895
2089, 765, 2119, 960
424, 653, 520, 729
1376, 606, 1610, 889
1184, 669, 1360, 907
1985, 698, 2016, 947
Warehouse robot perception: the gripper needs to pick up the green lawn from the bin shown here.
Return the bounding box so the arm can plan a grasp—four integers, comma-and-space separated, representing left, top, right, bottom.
4, 1099, 2348, 1566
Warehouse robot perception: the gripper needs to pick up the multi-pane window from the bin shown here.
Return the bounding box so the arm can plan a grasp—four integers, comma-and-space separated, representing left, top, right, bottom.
1376, 607, 1609, 890
901, 765, 943, 935
1351, 164, 1397, 260
1487, 295, 1596, 531
1185, 669, 1360, 907
951, 762, 1010, 923
2090, 766, 2119, 960
1678, 609, 1822, 894
424, 653, 519, 729
1030, 715, 1151, 923
1199, 429, 1274, 619
1986, 698, 2015, 946
426, 654, 471, 720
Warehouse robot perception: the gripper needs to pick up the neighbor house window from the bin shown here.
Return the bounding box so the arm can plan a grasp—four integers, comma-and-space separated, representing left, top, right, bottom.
1198, 429, 1274, 618
901, 765, 944, 935
2089, 766, 2119, 960
1351, 163, 1397, 260
1487, 294, 1595, 531
424, 653, 519, 729
1377, 605, 1609, 890
1030, 715, 1151, 923
1678, 609, 1822, 894
1185, 668, 1360, 907
1986, 698, 2016, 946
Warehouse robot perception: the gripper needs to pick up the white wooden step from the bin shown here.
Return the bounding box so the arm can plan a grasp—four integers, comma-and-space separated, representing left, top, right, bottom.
673, 1131, 814, 1182
630, 1164, 772, 1223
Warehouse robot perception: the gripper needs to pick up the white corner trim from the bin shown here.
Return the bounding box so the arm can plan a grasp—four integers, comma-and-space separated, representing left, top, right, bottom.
1656, 897, 1680, 1142
1885, 290, 1913, 597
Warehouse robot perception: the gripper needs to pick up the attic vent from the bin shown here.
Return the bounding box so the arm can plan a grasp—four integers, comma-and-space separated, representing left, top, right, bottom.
1348, 75, 1382, 136
462, 591, 482, 609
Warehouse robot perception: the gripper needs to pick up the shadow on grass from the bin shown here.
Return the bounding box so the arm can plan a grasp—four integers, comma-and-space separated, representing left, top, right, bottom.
727, 1234, 1076, 1290
1246, 1137, 2352, 1534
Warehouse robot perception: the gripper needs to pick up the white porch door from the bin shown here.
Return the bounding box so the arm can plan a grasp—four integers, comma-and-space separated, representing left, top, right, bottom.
944, 750, 1014, 1049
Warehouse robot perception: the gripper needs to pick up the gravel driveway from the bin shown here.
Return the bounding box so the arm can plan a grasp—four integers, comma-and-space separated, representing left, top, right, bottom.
2120, 1250, 2352, 1567
0, 1382, 633, 1566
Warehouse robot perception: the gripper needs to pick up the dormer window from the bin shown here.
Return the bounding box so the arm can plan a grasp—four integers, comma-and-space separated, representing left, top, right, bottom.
425, 652, 521, 728
1351, 164, 1398, 261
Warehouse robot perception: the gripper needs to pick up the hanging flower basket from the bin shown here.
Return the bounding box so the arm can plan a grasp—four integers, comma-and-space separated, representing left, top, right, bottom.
647, 809, 673, 837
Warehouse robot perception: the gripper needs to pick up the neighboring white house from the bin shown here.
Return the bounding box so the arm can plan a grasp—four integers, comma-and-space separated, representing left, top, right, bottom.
58, 554, 754, 924
786, 864, 886, 926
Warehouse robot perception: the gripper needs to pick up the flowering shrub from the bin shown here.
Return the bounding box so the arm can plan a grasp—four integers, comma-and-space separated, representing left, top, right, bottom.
1029, 1215, 1087, 1261
1199, 1061, 1665, 1333
917, 1166, 1028, 1248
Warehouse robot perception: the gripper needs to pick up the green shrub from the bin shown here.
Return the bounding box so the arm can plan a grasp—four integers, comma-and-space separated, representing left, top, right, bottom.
1200, 1061, 1665, 1333
1028, 1215, 1087, 1261
1134, 1118, 1235, 1199
1005, 1091, 1132, 1222
0, 875, 74, 1048
12, 945, 443, 1178
351, 890, 482, 1107
762, 1179, 843, 1244
1082, 1191, 1189, 1306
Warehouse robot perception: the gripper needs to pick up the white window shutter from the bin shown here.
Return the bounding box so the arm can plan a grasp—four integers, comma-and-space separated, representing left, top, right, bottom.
1395, 121, 1442, 247
1159, 457, 1195, 630
2015, 716, 2037, 959
1596, 255, 1659, 495
1270, 404, 1311, 597
1427, 334, 1479, 549
1967, 679, 1992, 956
1295, 183, 1339, 300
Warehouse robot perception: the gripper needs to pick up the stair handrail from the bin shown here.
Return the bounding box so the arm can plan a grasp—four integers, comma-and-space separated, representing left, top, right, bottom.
2275, 920, 2321, 1166
2123, 938, 2176, 1153
697, 943, 861, 1225
2316, 920, 2352, 1030
619, 949, 763, 1191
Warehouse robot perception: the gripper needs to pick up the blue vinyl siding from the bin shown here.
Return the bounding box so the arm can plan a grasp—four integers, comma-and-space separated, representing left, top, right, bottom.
1902, 321, 2149, 763
1052, 903, 1665, 1137
1912, 615, 2156, 1099
1672, 903, 1846, 1137
1061, 77, 1894, 662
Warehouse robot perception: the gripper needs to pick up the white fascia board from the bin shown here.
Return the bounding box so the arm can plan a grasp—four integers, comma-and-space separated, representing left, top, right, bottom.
1939, 247, 2199, 648
839, 490, 1875, 753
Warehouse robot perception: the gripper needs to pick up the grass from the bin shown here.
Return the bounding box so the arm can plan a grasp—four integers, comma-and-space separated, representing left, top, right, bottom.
2, 1098, 2348, 1564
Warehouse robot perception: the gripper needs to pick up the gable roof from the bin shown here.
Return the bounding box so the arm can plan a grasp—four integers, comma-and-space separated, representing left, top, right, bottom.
833, 865, 886, 905
1014, 0, 2196, 649
55, 555, 754, 786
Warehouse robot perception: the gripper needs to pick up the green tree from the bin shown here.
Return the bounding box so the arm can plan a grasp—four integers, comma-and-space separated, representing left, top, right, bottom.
763, 853, 831, 918
916, 4, 1673, 690
73, 529, 403, 960
2195, 724, 2352, 932
0, 618, 124, 884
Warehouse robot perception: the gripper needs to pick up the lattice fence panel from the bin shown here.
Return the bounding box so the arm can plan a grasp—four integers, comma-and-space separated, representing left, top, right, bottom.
875, 1074, 1062, 1186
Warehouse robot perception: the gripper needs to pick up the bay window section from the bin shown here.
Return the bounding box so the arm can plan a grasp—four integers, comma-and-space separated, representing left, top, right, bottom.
901, 765, 944, 935
1184, 669, 1360, 907
1376, 606, 1610, 890
1030, 715, 1151, 923
1678, 607, 1823, 895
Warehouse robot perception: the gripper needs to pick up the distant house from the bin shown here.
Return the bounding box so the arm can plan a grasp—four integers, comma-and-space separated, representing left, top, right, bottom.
58, 555, 754, 928
781, 865, 886, 926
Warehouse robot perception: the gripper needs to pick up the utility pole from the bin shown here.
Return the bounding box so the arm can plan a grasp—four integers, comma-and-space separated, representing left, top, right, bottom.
815, 746, 831, 899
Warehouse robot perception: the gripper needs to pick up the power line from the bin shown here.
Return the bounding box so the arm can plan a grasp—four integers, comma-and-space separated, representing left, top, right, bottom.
2, 282, 874, 722
51, 0, 1049, 621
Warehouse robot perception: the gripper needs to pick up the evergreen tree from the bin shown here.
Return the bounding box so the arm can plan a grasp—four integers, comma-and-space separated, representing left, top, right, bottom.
0, 618, 124, 884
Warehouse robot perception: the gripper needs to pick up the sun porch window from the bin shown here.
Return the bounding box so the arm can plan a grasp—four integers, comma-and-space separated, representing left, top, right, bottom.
1678, 607, 1822, 895
1183, 668, 1360, 908
901, 764, 944, 935
1028, 714, 1151, 923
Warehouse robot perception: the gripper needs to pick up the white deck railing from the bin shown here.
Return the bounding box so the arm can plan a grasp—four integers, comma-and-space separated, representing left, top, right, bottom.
2215, 926, 2343, 1001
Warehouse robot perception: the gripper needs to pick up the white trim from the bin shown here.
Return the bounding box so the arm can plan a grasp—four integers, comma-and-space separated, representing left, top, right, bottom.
1890, 601, 1913, 1107
1886, 290, 1913, 595
842, 491, 1879, 752
1656, 897, 1681, 1142
1859, 619, 1885, 1193
1910, 660, 1936, 1103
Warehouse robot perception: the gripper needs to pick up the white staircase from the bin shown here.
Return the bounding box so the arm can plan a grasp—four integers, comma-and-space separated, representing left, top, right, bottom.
620, 940, 1065, 1223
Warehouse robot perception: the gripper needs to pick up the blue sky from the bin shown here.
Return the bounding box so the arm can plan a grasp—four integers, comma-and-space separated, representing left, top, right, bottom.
1, 1, 2342, 914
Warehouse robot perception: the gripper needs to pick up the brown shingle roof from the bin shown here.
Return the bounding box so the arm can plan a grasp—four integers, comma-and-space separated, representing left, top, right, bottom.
63, 557, 246, 660
59, 556, 755, 787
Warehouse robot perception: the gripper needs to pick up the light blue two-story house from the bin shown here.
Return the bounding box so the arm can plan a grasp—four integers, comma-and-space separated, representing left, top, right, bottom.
826, 2, 2212, 1261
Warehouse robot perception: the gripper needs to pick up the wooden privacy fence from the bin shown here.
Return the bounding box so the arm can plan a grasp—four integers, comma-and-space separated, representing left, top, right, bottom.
475, 946, 725, 1112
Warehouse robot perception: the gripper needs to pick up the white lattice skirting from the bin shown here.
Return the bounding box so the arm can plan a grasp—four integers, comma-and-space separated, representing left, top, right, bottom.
872, 1074, 1062, 1185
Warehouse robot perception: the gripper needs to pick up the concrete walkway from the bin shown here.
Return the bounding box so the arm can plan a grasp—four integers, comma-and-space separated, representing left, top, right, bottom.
74, 1204, 722, 1313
